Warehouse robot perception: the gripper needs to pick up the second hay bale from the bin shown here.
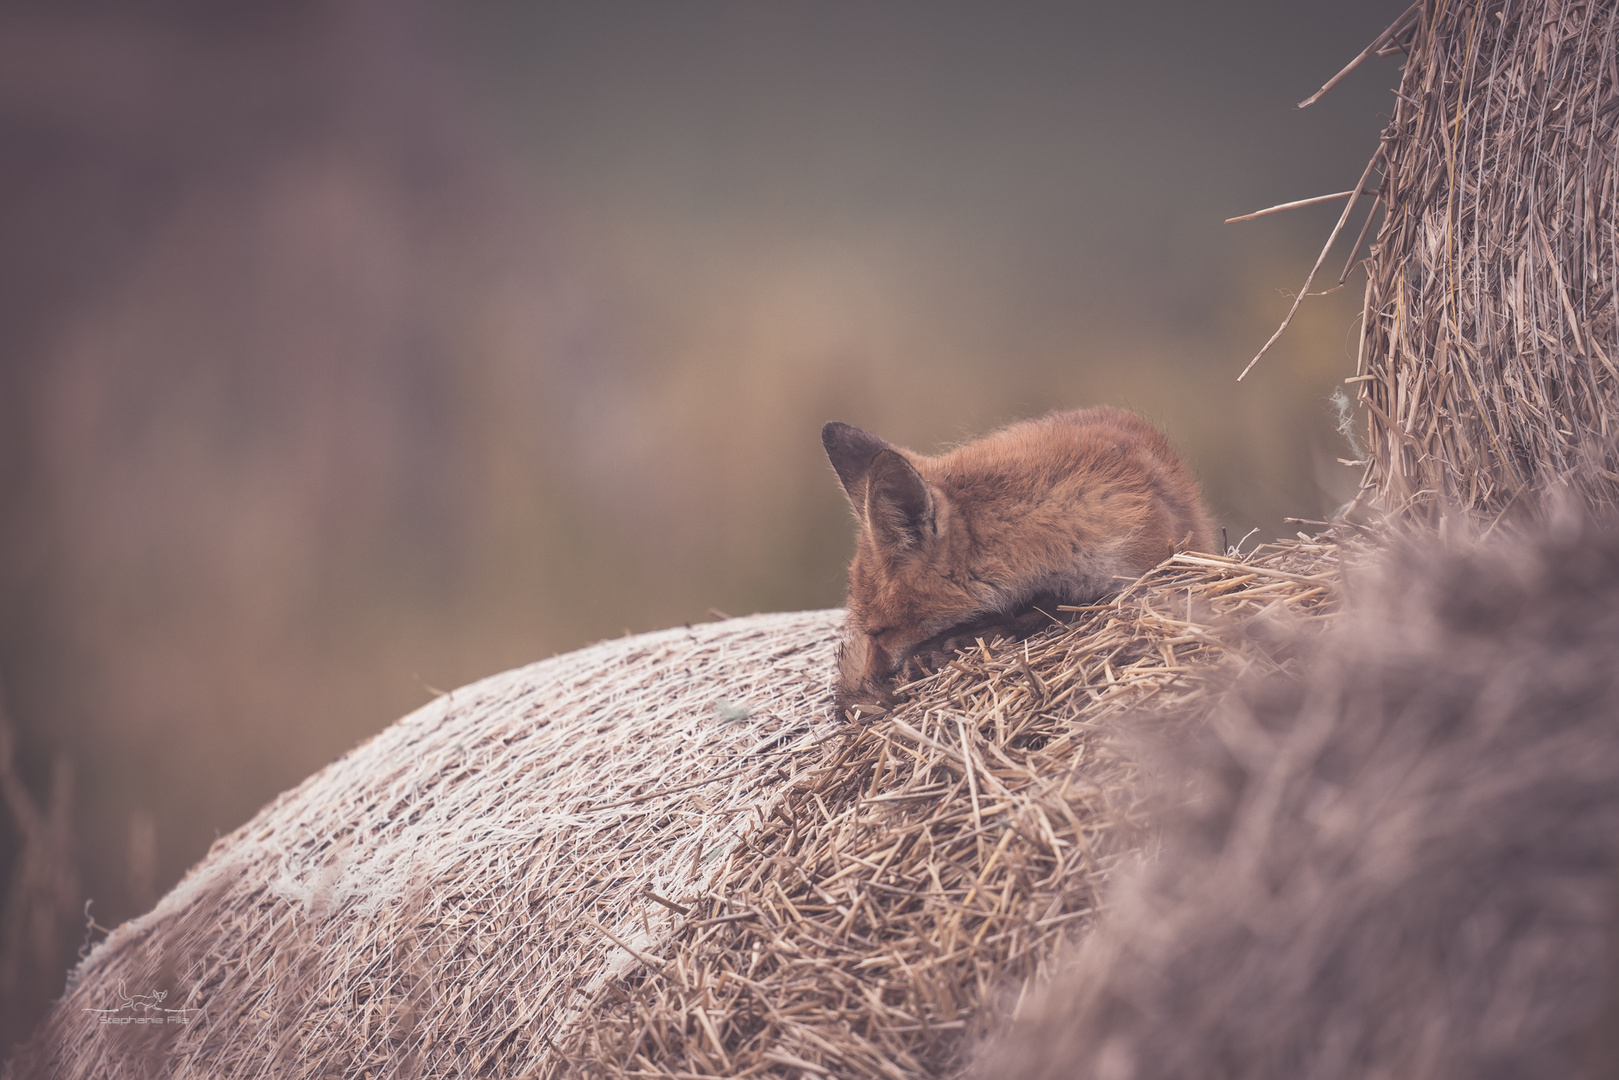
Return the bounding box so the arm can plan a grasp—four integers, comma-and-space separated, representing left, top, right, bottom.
1356, 0, 1619, 518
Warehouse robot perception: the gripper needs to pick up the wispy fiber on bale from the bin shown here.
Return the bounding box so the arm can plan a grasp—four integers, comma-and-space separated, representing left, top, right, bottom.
975, 517, 1619, 1080
1351, 0, 1619, 518
5, 540, 1343, 1079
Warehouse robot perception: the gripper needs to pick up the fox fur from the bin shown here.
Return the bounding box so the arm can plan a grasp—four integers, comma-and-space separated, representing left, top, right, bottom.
822, 408, 1213, 711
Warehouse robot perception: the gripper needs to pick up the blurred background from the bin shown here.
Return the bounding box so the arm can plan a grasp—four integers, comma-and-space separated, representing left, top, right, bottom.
0, 0, 1404, 1049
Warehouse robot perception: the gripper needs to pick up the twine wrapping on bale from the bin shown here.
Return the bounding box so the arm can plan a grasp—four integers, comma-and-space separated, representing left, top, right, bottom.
8, 611, 843, 1079
7, 538, 1346, 1080
1351, 0, 1619, 518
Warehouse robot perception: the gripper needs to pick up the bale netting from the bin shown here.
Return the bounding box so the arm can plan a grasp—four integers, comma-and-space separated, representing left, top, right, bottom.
1352, 0, 1619, 519
8, 540, 1344, 1080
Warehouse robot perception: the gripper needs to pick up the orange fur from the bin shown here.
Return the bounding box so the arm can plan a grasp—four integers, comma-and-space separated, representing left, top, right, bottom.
823, 408, 1214, 712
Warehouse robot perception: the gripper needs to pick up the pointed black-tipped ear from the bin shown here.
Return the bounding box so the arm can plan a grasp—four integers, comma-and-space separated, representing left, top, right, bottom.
865, 448, 934, 553
822, 421, 892, 507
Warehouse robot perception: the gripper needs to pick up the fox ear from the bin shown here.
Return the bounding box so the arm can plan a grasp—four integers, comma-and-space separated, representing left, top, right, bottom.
822, 421, 892, 508
865, 449, 934, 552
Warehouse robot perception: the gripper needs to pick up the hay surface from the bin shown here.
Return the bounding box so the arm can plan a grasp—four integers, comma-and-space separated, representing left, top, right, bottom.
1354, 0, 1619, 517
13, 611, 842, 1079
567, 540, 1341, 1079
11, 542, 1344, 1080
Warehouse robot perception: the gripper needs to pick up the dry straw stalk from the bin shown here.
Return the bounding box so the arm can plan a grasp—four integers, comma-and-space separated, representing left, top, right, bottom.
565, 541, 1343, 1080
1353, 0, 1619, 518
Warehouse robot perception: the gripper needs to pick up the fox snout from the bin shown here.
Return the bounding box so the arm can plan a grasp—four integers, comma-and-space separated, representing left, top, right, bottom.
834, 629, 899, 714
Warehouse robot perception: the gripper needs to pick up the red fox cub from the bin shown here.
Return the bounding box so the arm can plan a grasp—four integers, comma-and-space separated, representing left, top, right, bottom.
823, 408, 1214, 711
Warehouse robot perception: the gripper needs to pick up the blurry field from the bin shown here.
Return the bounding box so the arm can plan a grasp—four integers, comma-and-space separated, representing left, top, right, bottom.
0, 0, 1403, 1048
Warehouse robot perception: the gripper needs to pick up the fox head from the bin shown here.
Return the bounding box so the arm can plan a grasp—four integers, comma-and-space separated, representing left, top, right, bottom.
823, 421, 984, 711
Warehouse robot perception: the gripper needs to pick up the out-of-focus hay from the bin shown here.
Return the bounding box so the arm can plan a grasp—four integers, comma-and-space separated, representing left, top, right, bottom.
975, 518, 1619, 1080
7, 538, 1345, 1079
1351, 0, 1619, 518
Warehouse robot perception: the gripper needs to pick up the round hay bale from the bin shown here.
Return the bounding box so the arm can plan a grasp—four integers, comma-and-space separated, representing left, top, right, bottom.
1354, 0, 1619, 518
8, 611, 841, 1079
6, 542, 1339, 1079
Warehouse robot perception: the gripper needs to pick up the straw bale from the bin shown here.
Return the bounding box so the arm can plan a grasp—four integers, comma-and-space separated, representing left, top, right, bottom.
975, 515, 1619, 1080
8, 611, 841, 1079
6, 540, 1345, 1079
1350, 0, 1619, 518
